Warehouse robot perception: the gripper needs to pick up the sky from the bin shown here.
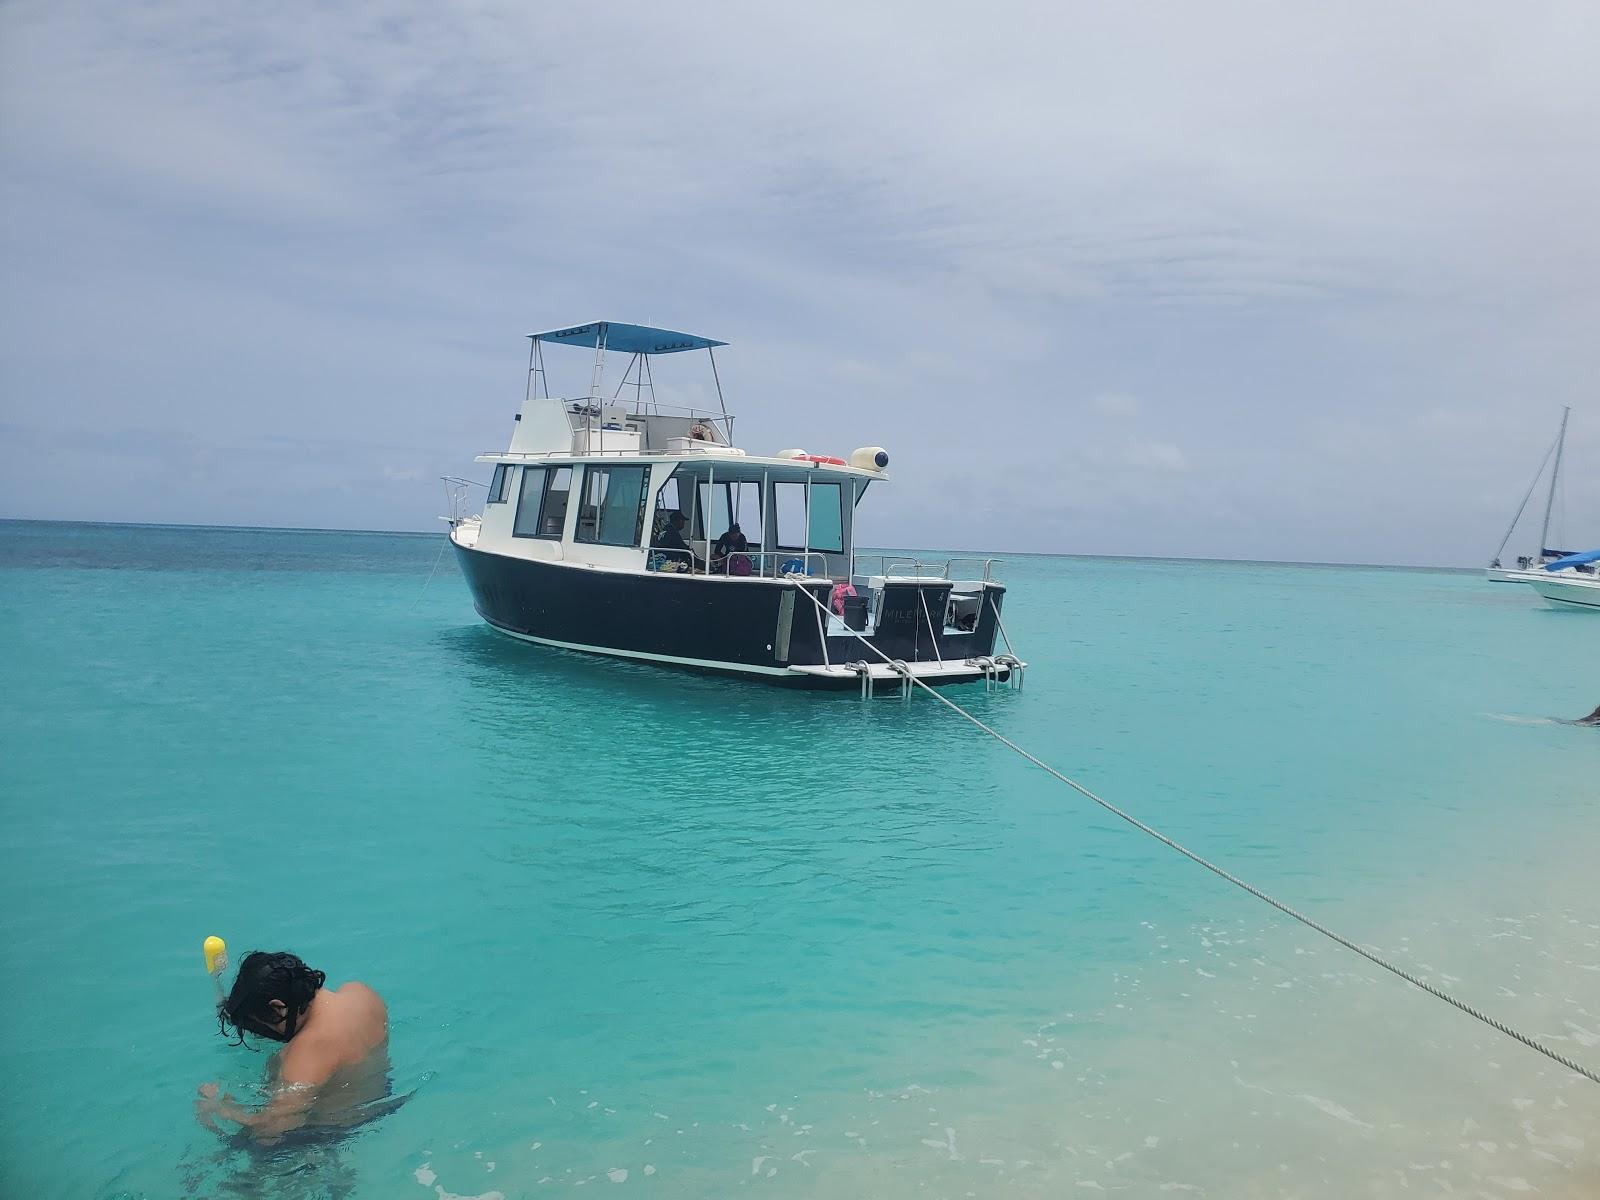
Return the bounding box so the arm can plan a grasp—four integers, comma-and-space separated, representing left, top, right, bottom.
1, 1, 1597, 565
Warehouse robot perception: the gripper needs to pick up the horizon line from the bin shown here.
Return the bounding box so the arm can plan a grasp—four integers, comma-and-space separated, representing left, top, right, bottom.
0, 515, 1483, 573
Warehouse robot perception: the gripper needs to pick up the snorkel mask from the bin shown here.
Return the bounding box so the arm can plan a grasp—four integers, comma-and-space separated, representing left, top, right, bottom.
211, 946, 326, 1046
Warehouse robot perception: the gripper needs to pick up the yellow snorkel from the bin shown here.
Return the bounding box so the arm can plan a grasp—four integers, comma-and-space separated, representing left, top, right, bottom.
204, 935, 229, 1002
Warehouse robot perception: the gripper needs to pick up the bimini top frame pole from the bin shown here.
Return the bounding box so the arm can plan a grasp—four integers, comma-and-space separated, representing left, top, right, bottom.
526, 338, 551, 402
587, 324, 608, 401
708, 346, 731, 443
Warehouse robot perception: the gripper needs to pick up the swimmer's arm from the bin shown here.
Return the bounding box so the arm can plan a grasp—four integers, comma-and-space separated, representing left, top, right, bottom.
197, 1040, 336, 1142
198, 1081, 319, 1143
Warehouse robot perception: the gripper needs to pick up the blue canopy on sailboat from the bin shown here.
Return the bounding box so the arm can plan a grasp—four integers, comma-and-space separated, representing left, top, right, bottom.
1544, 548, 1600, 570
529, 321, 726, 355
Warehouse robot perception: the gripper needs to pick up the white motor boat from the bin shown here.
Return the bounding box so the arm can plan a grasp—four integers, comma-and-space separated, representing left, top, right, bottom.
1514, 549, 1600, 611
444, 321, 1026, 690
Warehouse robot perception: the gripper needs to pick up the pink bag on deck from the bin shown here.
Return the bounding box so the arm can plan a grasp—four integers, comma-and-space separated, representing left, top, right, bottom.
830, 582, 857, 616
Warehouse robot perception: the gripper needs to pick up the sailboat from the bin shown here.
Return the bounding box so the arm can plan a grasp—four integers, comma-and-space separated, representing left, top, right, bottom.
1486, 407, 1576, 583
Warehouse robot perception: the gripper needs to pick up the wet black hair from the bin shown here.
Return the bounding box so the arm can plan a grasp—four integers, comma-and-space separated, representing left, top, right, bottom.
217, 951, 326, 1048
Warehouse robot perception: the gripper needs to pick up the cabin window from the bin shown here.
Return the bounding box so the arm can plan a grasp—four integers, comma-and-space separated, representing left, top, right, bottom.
695, 480, 761, 543
576, 465, 650, 547
652, 474, 683, 543
773, 480, 844, 552
655, 475, 682, 517
773, 482, 808, 549
514, 466, 570, 538
807, 482, 844, 553
512, 467, 548, 536
538, 467, 573, 537
487, 464, 514, 504
731, 481, 762, 533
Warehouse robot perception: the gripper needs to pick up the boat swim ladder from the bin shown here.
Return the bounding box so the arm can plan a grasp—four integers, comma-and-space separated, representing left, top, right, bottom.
965, 654, 1023, 692
787, 584, 1600, 1088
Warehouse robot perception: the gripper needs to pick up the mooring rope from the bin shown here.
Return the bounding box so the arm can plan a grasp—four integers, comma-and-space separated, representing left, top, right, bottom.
410, 535, 451, 612
789, 582, 1600, 1086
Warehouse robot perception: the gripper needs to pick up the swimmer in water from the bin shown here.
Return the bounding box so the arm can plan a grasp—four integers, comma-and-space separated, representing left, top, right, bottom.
197, 951, 391, 1144
1570, 704, 1600, 726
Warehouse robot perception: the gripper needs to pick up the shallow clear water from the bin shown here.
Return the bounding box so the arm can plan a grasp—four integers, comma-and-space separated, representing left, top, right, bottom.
1, 519, 1596, 1199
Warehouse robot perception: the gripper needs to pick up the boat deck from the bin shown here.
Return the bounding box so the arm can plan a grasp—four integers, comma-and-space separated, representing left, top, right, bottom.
787, 657, 1023, 692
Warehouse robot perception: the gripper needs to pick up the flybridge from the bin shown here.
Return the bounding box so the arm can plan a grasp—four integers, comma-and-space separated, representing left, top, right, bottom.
525, 319, 734, 444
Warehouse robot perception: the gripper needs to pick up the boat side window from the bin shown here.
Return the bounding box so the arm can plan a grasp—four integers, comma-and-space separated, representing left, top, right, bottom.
773, 482, 808, 549
694, 480, 761, 543
514, 466, 571, 539
512, 467, 549, 537
655, 476, 681, 514
731, 481, 761, 530
652, 475, 682, 541
807, 483, 844, 553
576, 465, 650, 547
538, 467, 573, 537
487, 464, 514, 504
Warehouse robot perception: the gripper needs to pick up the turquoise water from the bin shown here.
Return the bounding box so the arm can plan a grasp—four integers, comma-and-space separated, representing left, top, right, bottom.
1, 519, 1596, 1199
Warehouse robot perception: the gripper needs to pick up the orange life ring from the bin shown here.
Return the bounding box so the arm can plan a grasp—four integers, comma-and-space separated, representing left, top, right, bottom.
804, 454, 847, 466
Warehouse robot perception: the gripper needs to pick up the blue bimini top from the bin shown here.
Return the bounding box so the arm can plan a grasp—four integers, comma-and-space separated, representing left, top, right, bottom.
1544, 548, 1600, 571
529, 322, 726, 355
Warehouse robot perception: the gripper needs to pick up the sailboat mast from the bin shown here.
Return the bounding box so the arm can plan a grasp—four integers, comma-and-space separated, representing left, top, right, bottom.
1537, 406, 1571, 556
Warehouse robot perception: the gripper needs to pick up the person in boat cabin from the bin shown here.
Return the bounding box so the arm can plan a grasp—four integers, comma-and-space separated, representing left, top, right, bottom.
711, 523, 749, 573
197, 951, 390, 1143
650, 511, 700, 570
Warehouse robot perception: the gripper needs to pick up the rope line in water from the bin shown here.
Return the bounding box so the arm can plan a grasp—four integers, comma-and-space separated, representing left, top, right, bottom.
789, 583, 1600, 1087
411, 535, 451, 612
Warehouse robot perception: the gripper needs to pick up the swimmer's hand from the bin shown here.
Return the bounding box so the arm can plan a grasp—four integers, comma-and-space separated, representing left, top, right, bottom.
194, 1082, 235, 1132
195, 1080, 317, 1145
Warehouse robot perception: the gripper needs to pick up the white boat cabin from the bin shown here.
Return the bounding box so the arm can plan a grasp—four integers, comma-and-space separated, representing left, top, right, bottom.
457, 320, 889, 584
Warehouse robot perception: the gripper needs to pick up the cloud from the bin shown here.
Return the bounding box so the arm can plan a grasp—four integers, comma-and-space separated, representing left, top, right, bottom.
1093, 393, 1141, 417
1, 1, 1597, 563
1123, 442, 1189, 474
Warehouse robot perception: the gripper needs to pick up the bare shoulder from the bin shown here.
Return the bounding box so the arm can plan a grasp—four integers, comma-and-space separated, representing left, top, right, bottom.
334, 980, 388, 1020
276, 1029, 340, 1087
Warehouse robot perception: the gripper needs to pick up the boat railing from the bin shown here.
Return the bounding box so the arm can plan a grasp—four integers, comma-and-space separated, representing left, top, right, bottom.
646, 548, 835, 581
564, 397, 734, 423
852, 555, 1004, 583
475, 444, 746, 461
440, 475, 484, 527
566, 397, 735, 446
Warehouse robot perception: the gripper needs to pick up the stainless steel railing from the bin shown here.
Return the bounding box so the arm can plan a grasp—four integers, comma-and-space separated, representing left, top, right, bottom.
850, 555, 1004, 582
644, 548, 835, 579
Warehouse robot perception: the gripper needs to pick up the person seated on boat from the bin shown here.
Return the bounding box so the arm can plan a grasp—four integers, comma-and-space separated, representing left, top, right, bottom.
197, 951, 391, 1144
711, 523, 750, 574
650, 511, 700, 571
